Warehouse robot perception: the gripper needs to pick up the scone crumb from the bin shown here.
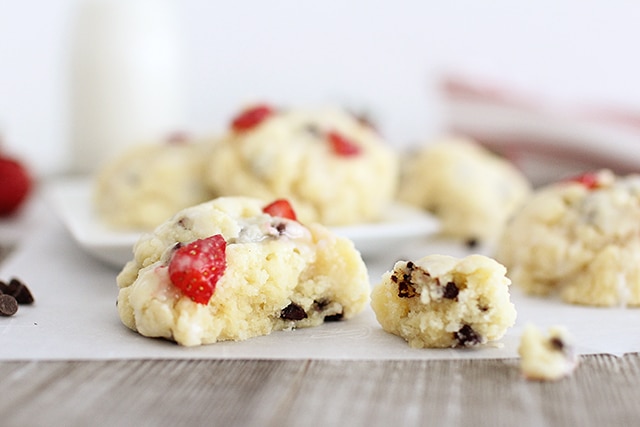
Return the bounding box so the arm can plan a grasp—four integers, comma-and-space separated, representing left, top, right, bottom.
518, 323, 580, 381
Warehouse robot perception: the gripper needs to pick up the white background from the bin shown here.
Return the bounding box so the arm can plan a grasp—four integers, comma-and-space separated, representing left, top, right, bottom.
2, 0, 640, 177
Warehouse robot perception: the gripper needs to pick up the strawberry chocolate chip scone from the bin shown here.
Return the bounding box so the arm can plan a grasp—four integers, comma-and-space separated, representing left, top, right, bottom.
94, 135, 216, 230
371, 254, 516, 348
496, 169, 640, 306
116, 197, 370, 346
398, 138, 531, 246
205, 104, 399, 226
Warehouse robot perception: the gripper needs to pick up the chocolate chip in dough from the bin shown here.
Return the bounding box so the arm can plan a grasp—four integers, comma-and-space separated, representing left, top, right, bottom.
550, 337, 565, 352
324, 312, 344, 322
442, 282, 459, 300
465, 238, 479, 249
454, 324, 482, 348
280, 303, 308, 321
0, 294, 18, 316
396, 261, 418, 298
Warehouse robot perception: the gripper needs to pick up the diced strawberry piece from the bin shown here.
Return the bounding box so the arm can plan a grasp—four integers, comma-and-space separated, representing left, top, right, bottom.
231, 104, 274, 131
262, 199, 297, 221
0, 156, 31, 217
168, 235, 227, 304
327, 131, 361, 157
565, 172, 600, 190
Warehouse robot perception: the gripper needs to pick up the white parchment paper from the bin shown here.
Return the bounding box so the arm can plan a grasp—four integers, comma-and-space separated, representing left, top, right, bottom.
2, 207, 639, 361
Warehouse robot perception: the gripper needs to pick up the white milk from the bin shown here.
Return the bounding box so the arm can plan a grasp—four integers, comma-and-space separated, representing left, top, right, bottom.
69, 0, 186, 174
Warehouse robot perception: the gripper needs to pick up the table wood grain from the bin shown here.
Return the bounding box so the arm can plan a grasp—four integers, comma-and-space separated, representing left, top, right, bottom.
1, 354, 639, 427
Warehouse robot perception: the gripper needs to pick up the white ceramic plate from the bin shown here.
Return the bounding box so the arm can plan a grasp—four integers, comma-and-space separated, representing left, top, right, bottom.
46, 178, 440, 268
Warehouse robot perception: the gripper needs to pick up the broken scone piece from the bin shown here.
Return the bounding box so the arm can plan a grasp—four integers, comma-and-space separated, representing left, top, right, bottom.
117, 197, 370, 346
371, 254, 516, 348
518, 323, 579, 381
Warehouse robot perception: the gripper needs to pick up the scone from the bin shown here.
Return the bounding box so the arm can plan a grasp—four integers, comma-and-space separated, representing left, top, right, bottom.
496, 169, 640, 306
205, 104, 399, 226
398, 137, 531, 245
371, 254, 516, 348
518, 323, 579, 381
94, 135, 216, 230
116, 196, 370, 346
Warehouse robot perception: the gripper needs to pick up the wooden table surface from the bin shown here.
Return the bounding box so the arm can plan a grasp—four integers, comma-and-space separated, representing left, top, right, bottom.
1, 354, 639, 427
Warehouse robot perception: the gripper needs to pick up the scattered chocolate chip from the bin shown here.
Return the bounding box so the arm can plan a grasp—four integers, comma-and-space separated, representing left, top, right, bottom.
324, 312, 344, 322
442, 282, 459, 300
1, 278, 34, 305
454, 324, 481, 348
550, 337, 565, 351
280, 303, 308, 321
477, 304, 489, 312
0, 294, 18, 316
7, 278, 34, 305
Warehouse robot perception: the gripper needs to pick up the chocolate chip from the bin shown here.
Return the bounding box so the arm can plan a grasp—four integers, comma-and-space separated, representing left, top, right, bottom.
312, 300, 343, 321
6, 278, 34, 305
324, 312, 344, 322
275, 222, 287, 235
442, 282, 459, 300
396, 262, 418, 298
398, 281, 417, 298
0, 294, 18, 316
550, 337, 565, 351
465, 238, 479, 249
280, 303, 308, 321
313, 299, 330, 310
454, 324, 481, 348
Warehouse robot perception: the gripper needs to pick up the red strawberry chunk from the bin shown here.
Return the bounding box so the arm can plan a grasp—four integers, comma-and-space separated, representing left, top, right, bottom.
262, 199, 297, 221
327, 131, 361, 157
231, 104, 274, 131
565, 172, 600, 190
168, 234, 227, 304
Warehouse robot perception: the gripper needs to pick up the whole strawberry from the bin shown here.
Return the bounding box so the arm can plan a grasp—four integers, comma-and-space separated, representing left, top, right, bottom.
0, 153, 32, 217
168, 234, 227, 304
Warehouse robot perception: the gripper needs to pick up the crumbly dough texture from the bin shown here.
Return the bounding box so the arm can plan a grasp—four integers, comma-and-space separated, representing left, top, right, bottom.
496, 169, 640, 306
205, 107, 399, 226
398, 138, 531, 243
117, 196, 370, 346
518, 323, 579, 381
94, 140, 216, 230
370, 254, 516, 348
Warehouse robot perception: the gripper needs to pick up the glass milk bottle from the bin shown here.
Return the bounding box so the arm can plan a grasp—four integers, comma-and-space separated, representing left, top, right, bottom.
69, 0, 186, 174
